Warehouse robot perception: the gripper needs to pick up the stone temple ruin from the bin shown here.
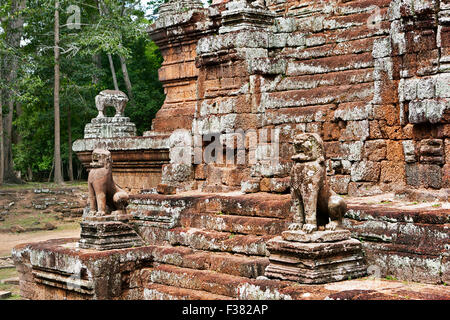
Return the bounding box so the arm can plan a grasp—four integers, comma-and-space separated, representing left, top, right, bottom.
12, 0, 449, 300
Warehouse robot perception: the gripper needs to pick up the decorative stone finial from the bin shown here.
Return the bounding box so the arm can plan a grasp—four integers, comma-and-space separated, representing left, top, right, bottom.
84, 90, 136, 139
158, 0, 204, 16
95, 90, 129, 118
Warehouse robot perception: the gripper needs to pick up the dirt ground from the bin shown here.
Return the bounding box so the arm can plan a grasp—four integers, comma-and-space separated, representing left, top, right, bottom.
0, 225, 80, 257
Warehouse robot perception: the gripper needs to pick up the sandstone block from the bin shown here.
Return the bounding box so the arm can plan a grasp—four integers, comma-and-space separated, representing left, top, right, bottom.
386, 140, 405, 161
162, 164, 193, 183
443, 164, 450, 188
405, 163, 421, 187
0, 291, 11, 299
417, 77, 436, 99
241, 179, 261, 193
194, 164, 208, 180
373, 105, 399, 126
330, 175, 351, 195
343, 141, 364, 161
265, 237, 366, 284
406, 163, 442, 188
419, 139, 444, 164
330, 160, 351, 175
403, 140, 416, 163
369, 120, 384, 139
222, 167, 245, 187
421, 164, 443, 189
339, 120, 370, 142
364, 140, 387, 161
157, 184, 176, 195
334, 102, 370, 121
348, 182, 382, 197
351, 161, 381, 182
281, 230, 351, 243
380, 161, 406, 184
260, 177, 290, 193
79, 220, 145, 251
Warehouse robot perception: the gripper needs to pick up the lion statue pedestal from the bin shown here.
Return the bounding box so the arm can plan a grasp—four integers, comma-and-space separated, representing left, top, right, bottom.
78, 148, 144, 251
264, 133, 367, 284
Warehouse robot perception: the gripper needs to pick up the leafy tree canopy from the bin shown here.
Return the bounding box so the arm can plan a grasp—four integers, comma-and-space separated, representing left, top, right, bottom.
1, 0, 169, 181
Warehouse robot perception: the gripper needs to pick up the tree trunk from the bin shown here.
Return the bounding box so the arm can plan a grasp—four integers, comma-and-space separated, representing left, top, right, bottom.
119, 55, 133, 102
48, 159, 54, 183
3, 98, 17, 182
0, 89, 4, 185
67, 104, 73, 181
108, 54, 119, 91
15, 102, 22, 144
92, 54, 101, 85
27, 166, 33, 181
2, 0, 26, 184
53, 0, 63, 184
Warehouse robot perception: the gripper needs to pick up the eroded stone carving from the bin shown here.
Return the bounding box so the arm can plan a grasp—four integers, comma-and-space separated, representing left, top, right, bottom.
289, 133, 347, 233
95, 90, 129, 118
87, 148, 129, 216
80, 148, 144, 251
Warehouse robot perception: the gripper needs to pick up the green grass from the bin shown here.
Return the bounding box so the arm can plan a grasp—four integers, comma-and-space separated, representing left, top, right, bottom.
0, 181, 88, 191
0, 212, 60, 230
0, 268, 21, 300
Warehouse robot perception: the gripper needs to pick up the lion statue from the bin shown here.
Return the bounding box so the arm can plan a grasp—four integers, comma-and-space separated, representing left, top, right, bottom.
87, 148, 129, 216
289, 133, 347, 233
95, 90, 129, 118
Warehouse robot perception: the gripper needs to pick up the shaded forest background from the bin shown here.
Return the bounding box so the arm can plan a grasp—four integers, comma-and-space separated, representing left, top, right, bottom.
0, 0, 187, 183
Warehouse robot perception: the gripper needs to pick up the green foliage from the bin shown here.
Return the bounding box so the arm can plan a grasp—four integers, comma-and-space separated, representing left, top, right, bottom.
2, 0, 166, 180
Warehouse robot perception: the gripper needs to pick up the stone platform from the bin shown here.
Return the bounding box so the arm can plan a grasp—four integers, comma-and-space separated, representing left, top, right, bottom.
79, 215, 145, 251
84, 117, 137, 139
265, 232, 367, 284
11, 238, 450, 300
11, 191, 450, 299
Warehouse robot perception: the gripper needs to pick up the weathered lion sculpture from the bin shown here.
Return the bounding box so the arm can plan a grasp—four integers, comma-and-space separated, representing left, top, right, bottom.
88, 148, 129, 216
289, 133, 347, 233
95, 90, 129, 118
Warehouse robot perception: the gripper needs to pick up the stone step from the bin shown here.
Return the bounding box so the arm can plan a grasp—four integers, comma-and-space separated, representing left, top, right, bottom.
160, 227, 274, 256
130, 192, 292, 219
179, 212, 289, 236
149, 245, 269, 278
215, 194, 292, 219
0, 291, 12, 299
0, 277, 19, 285
143, 264, 273, 298
144, 283, 233, 300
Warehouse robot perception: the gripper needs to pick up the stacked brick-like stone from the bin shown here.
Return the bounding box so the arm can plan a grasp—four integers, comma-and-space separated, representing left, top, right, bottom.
149, 0, 449, 196
147, 0, 218, 134
395, 0, 450, 189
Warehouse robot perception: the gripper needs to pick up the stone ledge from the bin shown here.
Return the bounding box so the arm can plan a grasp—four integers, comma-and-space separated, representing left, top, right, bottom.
12, 238, 450, 300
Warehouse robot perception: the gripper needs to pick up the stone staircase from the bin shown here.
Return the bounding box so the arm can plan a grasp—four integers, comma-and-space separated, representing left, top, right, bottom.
128, 192, 294, 300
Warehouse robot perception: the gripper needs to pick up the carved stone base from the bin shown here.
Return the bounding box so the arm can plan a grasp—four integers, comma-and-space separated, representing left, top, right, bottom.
265, 231, 367, 284
84, 116, 137, 139
281, 229, 351, 243
79, 215, 145, 251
